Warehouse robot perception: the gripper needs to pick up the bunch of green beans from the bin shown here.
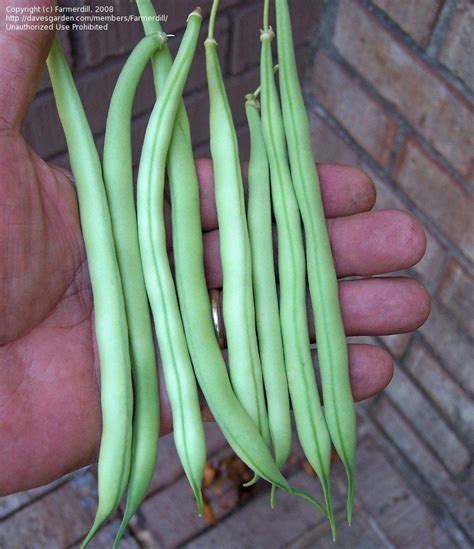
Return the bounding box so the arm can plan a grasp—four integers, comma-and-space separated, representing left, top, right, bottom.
135, 0, 293, 493
45, 0, 356, 542
205, 0, 328, 516
256, 0, 335, 536
275, 0, 356, 524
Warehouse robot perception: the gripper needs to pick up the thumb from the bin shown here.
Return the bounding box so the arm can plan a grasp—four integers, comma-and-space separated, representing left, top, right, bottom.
0, 0, 56, 130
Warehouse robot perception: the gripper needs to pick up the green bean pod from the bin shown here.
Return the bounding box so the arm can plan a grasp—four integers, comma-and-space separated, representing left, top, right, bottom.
205, 0, 271, 450
136, 8, 206, 521
101, 33, 166, 547
275, 0, 356, 523
47, 40, 133, 546
259, 20, 335, 536
135, 0, 292, 499
245, 97, 291, 474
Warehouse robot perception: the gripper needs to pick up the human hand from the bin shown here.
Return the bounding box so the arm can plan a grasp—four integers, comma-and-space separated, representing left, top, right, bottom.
0, 2, 430, 496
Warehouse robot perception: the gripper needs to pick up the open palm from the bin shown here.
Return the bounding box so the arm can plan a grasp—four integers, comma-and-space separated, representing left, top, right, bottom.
0, 1, 430, 497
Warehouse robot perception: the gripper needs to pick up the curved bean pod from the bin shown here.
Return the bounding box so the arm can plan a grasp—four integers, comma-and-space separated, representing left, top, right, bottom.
205, 0, 271, 450
101, 33, 166, 547
259, 12, 335, 536
135, 0, 292, 498
275, 0, 356, 523
47, 40, 133, 547
245, 98, 291, 474
136, 7, 206, 520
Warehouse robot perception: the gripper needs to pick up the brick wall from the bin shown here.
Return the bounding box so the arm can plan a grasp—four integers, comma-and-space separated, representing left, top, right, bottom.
8, 0, 474, 546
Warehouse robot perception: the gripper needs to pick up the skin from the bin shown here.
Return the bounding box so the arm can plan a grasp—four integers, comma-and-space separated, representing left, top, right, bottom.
0, 0, 430, 497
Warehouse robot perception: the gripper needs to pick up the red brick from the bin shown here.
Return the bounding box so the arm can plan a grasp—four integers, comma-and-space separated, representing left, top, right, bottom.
392, 138, 474, 263
373, 0, 442, 46
437, 259, 474, 338
186, 469, 344, 548
236, 123, 251, 162
310, 52, 397, 165
289, 507, 386, 548
439, 0, 474, 89
379, 333, 412, 359
140, 449, 239, 547
385, 365, 471, 474
370, 167, 448, 289
355, 436, 452, 547
309, 111, 361, 166
0, 475, 67, 519
193, 139, 211, 159
0, 474, 96, 547
372, 397, 474, 538
229, 0, 321, 75
229, 3, 267, 75
420, 300, 474, 394
333, 0, 474, 177
70, 517, 139, 548
406, 340, 473, 439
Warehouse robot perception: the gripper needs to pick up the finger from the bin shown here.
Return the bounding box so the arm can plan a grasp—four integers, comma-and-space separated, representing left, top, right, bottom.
308, 277, 431, 338
0, 0, 56, 130
202, 210, 427, 287
314, 344, 394, 402
196, 159, 376, 231
199, 343, 394, 424
346, 344, 394, 401
329, 209, 426, 277
207, 276, 429, 341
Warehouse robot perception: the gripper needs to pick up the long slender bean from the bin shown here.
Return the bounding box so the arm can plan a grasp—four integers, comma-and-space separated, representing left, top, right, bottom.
245, 96, 291, 484
135, 0, 293, 498
259, 5, 335, 536
136, 7, 206, 523
275, 0, 356, 523
101, 33, 165, 548
47, 39, 133, 547
205, 0, 271, 450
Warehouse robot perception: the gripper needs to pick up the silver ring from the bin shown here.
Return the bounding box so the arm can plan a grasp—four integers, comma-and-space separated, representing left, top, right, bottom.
209, 289, 226, 349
